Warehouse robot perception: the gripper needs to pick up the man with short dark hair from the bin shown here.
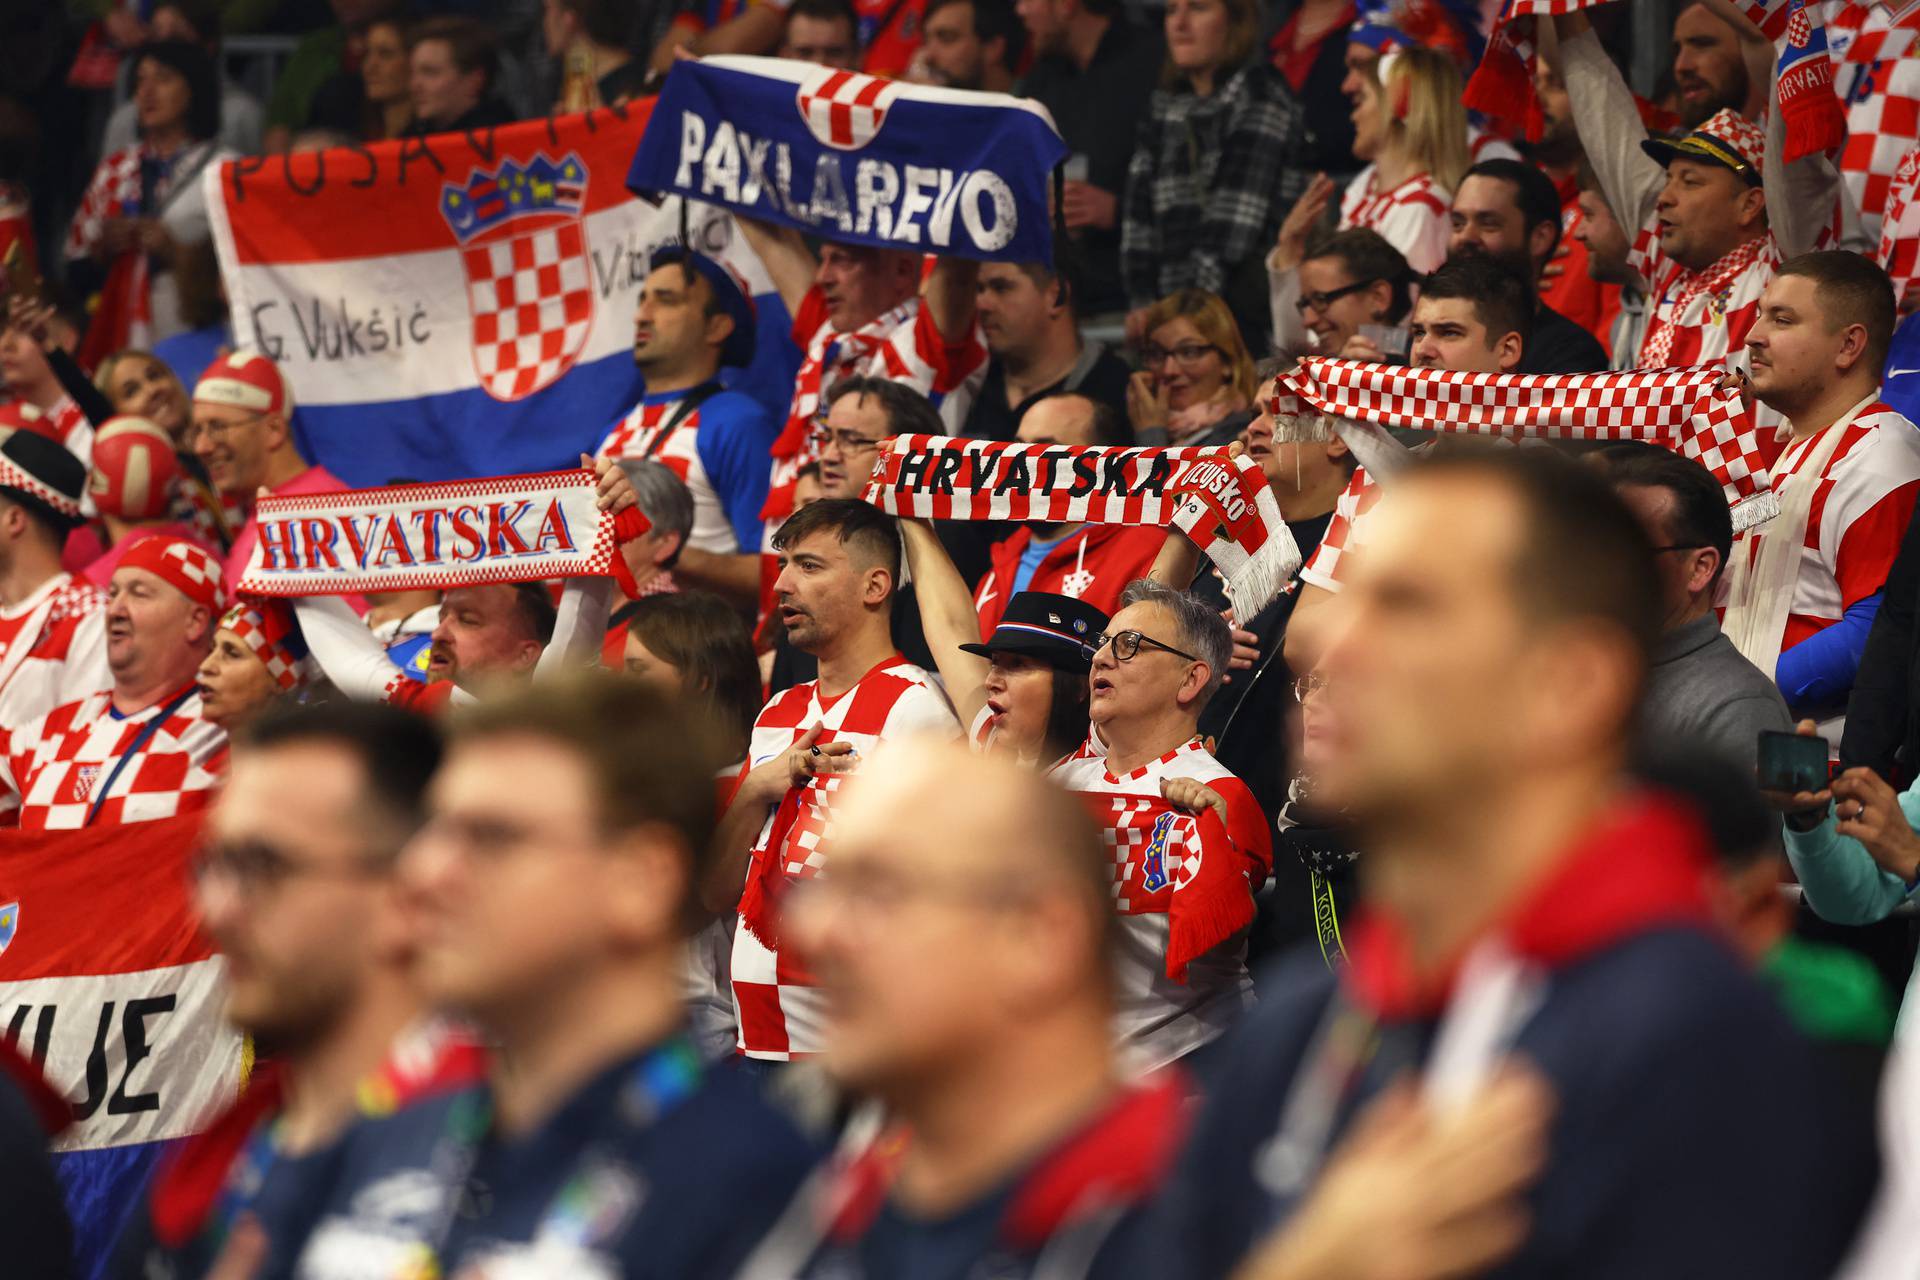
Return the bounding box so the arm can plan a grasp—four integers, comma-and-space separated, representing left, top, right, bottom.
280, 674, 821, 1277
1526, 54, 1623, 354
1016, 0, 1164, 314
962, 260, 1131, 441
777, 0, 859, 65
1668, 0, 1764, 128
1407, 255, 1532, 374
597, 249, 779, 610
1728, 250, 1920, 723
1602, 445, 1788, 770
1153, 447, 1863, 1280
116, 703, 480, 1279
712, 498, 960, 1062
909, 0, 1019, 91
1448, 158, 1608, 374
1048, 577, 1271, 1069
403, 16, 512, 134
770, 378, 950, 693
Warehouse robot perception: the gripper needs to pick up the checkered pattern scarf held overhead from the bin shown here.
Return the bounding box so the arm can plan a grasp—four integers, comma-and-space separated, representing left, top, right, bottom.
1279, 358, 1782, 530
864, 435, 1303, 619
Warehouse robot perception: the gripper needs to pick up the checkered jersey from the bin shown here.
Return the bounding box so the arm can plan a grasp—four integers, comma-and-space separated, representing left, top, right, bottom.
1822, 1, 1920, 249
1049, 737, 1272, 1072
1339, 164, 1453, 274
0, 687, 227, 830
1742, 403, 1920, 653
1631, 228, 1779, 371
763, 287, 988, 525
732, 656, 959, 1060
596, 387, 777, 555
0, 574, 108, 732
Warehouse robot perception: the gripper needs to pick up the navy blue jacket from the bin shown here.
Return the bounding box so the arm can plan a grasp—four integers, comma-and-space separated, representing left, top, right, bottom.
1143, 797, 1872, 1280
281, 1046, 820, 1279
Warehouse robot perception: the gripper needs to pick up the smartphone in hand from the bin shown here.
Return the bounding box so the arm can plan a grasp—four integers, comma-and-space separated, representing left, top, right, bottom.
1757, 730, 1830, 794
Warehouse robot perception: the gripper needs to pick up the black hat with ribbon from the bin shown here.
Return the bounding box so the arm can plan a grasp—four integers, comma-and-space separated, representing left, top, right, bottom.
959, 591, 1108, 672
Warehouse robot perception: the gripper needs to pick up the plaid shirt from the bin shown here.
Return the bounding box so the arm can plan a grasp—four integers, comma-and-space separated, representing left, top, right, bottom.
1121, 62, 1307, 308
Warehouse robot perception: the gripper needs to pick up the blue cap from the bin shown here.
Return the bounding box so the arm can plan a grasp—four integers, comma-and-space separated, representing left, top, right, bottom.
649, 246, 758, 370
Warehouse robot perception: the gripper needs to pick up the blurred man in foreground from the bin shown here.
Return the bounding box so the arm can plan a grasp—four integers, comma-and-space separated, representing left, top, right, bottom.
739, 741, 1183, 1274
281, 674, 819, 1278
1154, 448, 1863, 1279
116, 703, 479, 1278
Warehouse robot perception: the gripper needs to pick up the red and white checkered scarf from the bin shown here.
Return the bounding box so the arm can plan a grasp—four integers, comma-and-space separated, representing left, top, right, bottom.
1639, 234, 1776, 370
864, 435, 1301, 618
1279, 358, 1781, 530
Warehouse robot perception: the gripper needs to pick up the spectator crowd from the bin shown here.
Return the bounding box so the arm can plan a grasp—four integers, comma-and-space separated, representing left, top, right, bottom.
9, 0, 1920, 1275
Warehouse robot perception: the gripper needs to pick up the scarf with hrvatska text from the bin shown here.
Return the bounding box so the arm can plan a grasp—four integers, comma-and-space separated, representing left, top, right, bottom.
863, 436, 1301, 620
1279, 359, 1783, 531
1467, 0, 1843, 162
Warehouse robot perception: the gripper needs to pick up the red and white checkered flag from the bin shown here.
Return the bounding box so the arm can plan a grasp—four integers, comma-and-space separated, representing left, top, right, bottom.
1280, 359, 1782, 530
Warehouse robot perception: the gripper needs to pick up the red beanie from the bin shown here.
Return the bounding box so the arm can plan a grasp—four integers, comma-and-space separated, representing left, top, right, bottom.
116, 535, 227, 613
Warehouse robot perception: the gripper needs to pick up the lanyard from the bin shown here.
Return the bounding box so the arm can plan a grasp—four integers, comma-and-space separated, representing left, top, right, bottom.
1254, 995, 1379, 1205
403, 1035, 703, 1278
641, 382, 724, 461
85, 684, 197, 826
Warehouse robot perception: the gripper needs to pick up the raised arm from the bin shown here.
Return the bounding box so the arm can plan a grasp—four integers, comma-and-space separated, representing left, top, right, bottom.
290, 594, 403, 702
735, 215, 818, 317
1553, 12, 1662, 241
903, 517, 991, 725
535, 576, 616, 677
923, 255, 979, 347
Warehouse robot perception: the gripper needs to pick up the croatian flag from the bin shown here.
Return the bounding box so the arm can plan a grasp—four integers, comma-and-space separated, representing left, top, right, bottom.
204, 105, 797, 488
0, 813, 242, 1280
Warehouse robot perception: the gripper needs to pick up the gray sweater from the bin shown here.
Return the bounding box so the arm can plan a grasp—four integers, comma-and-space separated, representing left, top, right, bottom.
1641, 614, 1791, 771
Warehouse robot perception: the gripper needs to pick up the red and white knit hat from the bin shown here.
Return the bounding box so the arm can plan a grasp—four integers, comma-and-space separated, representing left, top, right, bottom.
218, 598, 311, 690
89, 415, 181, 520
116, 534, 227, 613
193, 352, 293, 417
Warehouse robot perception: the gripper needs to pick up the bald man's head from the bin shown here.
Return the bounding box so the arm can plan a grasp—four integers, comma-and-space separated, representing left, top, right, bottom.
1017, 393, 1102, 448
787, 741, 1114, 1096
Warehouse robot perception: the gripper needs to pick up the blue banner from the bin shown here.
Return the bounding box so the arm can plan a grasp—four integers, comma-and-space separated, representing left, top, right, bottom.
629, 56, 1068, 265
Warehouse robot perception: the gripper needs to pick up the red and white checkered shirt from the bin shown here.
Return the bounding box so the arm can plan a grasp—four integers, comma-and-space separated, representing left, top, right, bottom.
731, 655, 959, 1060
1631, 228, 1779, 372
0, 685, 227, 830
1048, 736, 1272, 1072
1737, 402, 1920, 654
0, 574, 108, 732
1338, 164, 1453, 275
1822, 1, 1920, 251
